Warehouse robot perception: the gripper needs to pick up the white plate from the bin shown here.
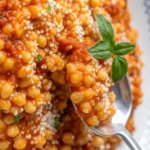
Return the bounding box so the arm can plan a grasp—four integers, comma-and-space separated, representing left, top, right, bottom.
118, 0, 150, 149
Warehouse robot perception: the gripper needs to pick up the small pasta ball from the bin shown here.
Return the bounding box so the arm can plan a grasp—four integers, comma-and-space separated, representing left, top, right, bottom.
2, 23, 14, 34
0, 100, 11, 111
3, 114, 14, 125
7, 124, 19, 137
27, 86, 40, 99
62, 132, 75, 145
24, 101, 36, 113
0, 39, 4, 50
70, 72, 83, 85
17, 66, 32, 78
80, 102, 91, 114
29, 5, 42, 19
0, 119, 6, 132
91, 136, 104, 147
35, 135, 46, 148
21, 51, 32, 63
90, 0, 101, 7
86, 116, 99, 126
12, 94, 26, 107
13, 136, 27, 149
97, 69, 108, 81
70, 92, 84, 104
37, 35, 47, 48
18, 78, 31, 88
0, 51, 6, 64
3, 58, 15, 71
0, 140, 10, 150
60, 145, 71, 150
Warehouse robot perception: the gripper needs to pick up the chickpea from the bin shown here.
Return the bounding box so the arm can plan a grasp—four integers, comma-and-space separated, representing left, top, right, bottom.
12, 94, 26, 107
90, 0, 101, 7
44, 92, 52, 102
0, 39, 4, 50
17, 66, 32, 78
80, 102, 91, 114
60, 145, 72, 150
97, 69, 108, 81
70, 92, 84, 104
27, 86, 40, 99
35, 135, 46, 148
0, 119, 6, 132
13, 136, 27, 149
86, 116, 99, 126
29, 5, 42, 19
24, 101, 36, 113
91, 136, 104, 147
0, 140, 10, 150
21, 51, 32, 63
18, 78, 31, 88
37, 35, 47, 48
0, 100, 11, 111
3, 58, 15, 71
0, 51, 6, 64
2, 23, 14, 34
3, 114, 14, 125
70, 72, 83, 85
31, 75, 40, 85
62, 132, 75, 145
7, 124, 20, 137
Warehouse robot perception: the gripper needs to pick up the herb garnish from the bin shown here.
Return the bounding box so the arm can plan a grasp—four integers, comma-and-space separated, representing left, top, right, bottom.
88, 14, 135, 83
54, 118, 60, 129
37, 54, 43, 62
48, 2, 52, 11
14, 115, 21, 123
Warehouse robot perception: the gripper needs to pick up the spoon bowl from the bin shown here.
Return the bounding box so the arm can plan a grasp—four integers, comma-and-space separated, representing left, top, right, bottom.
73, 76, 142, 150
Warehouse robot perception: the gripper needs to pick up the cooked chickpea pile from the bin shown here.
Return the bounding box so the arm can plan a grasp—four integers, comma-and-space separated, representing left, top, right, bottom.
0, 0, 143, 150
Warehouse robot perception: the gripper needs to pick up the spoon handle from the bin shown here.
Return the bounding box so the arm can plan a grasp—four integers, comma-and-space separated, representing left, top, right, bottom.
118, 127, 142, 150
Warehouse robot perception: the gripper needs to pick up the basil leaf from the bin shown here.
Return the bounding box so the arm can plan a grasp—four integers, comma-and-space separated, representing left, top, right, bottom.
112, 56, 128, 83
37, 54, 43, 62
88, 41, 112, 59
48, 2, 52, 11
14, 115, 21, 123
114, 42, 135, 55
95, 14, 115, 46
54, 119, 60, 129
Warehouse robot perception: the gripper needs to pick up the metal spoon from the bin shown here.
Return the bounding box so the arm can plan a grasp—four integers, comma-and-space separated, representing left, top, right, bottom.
73, 76, 142, 150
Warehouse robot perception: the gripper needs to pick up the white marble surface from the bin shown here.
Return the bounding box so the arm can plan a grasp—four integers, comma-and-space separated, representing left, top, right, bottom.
118, 0, 150, 149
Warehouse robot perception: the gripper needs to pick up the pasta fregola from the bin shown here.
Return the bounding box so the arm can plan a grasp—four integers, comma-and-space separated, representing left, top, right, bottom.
0, 0, 143, 150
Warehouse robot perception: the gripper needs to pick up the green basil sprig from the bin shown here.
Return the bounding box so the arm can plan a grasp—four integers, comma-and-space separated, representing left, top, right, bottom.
88, 14, 135, 83
48, 2, 52, 11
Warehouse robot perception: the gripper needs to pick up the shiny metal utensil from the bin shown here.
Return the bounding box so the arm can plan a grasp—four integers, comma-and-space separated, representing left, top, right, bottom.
73, 76, 142, 150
